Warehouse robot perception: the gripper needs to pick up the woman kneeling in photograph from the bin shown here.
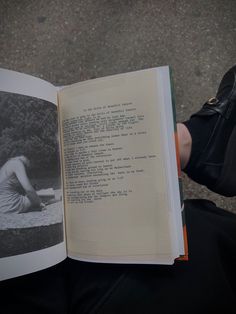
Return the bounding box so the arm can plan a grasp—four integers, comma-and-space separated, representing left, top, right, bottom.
0, 155, 45, 214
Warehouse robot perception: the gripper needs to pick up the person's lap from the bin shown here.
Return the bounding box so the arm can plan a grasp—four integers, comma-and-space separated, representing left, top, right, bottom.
1, 199, 236, 314
68, 199, 236, 314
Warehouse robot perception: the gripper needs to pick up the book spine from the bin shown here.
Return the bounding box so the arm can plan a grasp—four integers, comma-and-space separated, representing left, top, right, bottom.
169, 67, 189, 261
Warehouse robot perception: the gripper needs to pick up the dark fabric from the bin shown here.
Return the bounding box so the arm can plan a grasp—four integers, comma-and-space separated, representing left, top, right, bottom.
182, 115, 219, 173
0, 261, 68, 314
1, 199, 236, 314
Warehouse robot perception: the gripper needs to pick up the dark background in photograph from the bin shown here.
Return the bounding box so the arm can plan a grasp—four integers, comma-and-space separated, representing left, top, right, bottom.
0, 92, 63, 258
0, 91, 60, 182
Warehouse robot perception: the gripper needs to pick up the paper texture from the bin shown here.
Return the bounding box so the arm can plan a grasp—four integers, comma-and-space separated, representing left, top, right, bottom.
59, 68, 175, 262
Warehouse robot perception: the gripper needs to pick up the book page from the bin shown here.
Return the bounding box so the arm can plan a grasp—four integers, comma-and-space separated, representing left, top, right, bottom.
59, 68, 177, 263
0, 69, 66, 281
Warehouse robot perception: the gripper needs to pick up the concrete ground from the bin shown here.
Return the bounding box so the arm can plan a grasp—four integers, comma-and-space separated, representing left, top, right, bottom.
0, 0, 236, 212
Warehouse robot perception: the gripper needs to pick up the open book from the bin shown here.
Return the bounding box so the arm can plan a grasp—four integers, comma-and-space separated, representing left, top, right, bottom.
0, 66, 187, 281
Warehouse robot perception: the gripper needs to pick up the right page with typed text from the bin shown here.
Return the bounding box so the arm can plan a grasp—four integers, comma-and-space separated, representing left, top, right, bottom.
59, 68, 179, 264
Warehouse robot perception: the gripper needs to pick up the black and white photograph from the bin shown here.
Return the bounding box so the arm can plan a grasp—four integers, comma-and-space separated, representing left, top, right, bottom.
0, 91, 64, 258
